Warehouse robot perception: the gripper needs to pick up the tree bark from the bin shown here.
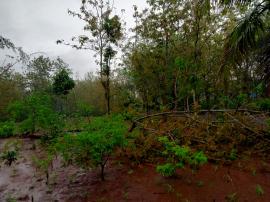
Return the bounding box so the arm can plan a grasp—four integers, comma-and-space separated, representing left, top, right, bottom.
100, 164, 105, 181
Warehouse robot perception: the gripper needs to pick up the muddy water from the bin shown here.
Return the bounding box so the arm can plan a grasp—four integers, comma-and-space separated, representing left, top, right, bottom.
0, 137, 103, 202
0, 138, 53, 201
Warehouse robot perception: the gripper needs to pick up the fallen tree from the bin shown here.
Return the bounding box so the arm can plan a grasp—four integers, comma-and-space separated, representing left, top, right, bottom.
128, 109, 270, 163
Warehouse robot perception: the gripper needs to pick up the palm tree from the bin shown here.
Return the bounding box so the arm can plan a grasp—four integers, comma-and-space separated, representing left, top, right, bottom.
221, 0, 270, 95
222, 0, 269, 57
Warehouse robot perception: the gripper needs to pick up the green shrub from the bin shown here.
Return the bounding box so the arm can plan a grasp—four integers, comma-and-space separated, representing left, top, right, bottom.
7, 101, 28, 122
156, 163, 176, 177
256, 99, 270, 111
220, 94, 248, 109
256, 184, 264, 196
156, 136, 207, 177
83, 114, 126, 132
189, 151, 208, 167
200, 99, 216, 110
1, 140, 21, 166
39, 112, 64, 140
32, 154, 54, 184
76, 102, 93, 117
8, 93, 64, 138
18, 118, 35, 134
56, 115, 127, 180
0, 121, 15, 138
121, 110, 136, 121
5, 194, 17, 202
229, 149, 238, 161
235, 93, 248, 108
1, 150, 17, 166
64, 116, 87, 132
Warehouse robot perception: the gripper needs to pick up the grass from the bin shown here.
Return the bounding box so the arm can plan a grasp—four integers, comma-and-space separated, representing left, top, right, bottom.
225, 192, 238, 202
123, 191, 129, 200
5, 194, 17, 202
163, 183, 175, 193
256, 184, 264, 196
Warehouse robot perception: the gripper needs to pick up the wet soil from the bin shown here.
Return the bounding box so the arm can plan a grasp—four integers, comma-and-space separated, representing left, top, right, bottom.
0, 138, 270, 202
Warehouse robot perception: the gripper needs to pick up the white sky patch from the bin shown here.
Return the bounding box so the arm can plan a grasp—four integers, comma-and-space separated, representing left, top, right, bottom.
0, 0, 147, 77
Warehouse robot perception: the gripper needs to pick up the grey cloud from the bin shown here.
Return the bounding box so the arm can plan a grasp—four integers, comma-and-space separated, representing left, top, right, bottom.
0, 0, 147, 77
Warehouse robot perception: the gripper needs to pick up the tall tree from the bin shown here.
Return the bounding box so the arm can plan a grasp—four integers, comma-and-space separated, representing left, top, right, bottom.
0, 36, 27, 120
26, 56, 54, 92
135, 0, 184, 108
57, 0, 123, 114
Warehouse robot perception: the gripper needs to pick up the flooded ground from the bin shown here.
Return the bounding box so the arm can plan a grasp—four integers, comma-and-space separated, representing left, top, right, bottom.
0, 138, 270, 202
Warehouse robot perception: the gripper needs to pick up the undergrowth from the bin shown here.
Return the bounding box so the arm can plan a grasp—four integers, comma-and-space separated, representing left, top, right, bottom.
156, 136, 207, 177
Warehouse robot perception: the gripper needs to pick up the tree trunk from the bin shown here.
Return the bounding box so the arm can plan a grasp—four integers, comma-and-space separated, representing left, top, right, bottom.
173, 74, 178, 111
186, 96, 190, 112
46, 170, 49, 185
100, 164, 105, 181
192, 89, 196, 107
205, 88, 210, 111
106, 77, 110, 115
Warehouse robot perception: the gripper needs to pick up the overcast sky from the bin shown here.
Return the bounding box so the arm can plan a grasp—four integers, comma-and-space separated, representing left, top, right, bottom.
0, 0, 147, 78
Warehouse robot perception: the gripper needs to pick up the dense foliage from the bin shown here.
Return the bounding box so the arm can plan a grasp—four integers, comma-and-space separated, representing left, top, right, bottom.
0, 121, 14, 138
56, 115, 127, 180
53, 68, 75, 95
8, 93, 64, 138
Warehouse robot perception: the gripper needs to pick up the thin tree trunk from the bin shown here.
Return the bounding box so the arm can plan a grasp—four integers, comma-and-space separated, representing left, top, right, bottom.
192, 89, 196, 107
100, 165, 105, 181
205, 88, 210, 110
106, 76, 110, 115
100, 164, 105, 181
186, 96, 190, 112
174, 75, 178, 110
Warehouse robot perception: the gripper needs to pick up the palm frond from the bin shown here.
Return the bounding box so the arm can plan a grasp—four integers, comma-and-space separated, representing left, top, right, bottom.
225, 2, 268, 60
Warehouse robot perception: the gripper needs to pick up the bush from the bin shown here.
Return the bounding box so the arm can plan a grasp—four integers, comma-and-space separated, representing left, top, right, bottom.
1, 150, 17, 166
256, 184, 264, 196
219, 94, 248, 109
8, 93, 64, 138
0, 121, 15, 138
156, 136, 207, 177
56, 115, 127, 180
7, 101, 28, 122
39, 112, 64, 140
18, 118, 35, 134
83, 114, 126, 132
32, 154, 54, 185
0, 139, 21, 166
76, 102, 93, 117
228, 149, 238, 161
156, 163, 176, 177
256, 99, 270, 111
